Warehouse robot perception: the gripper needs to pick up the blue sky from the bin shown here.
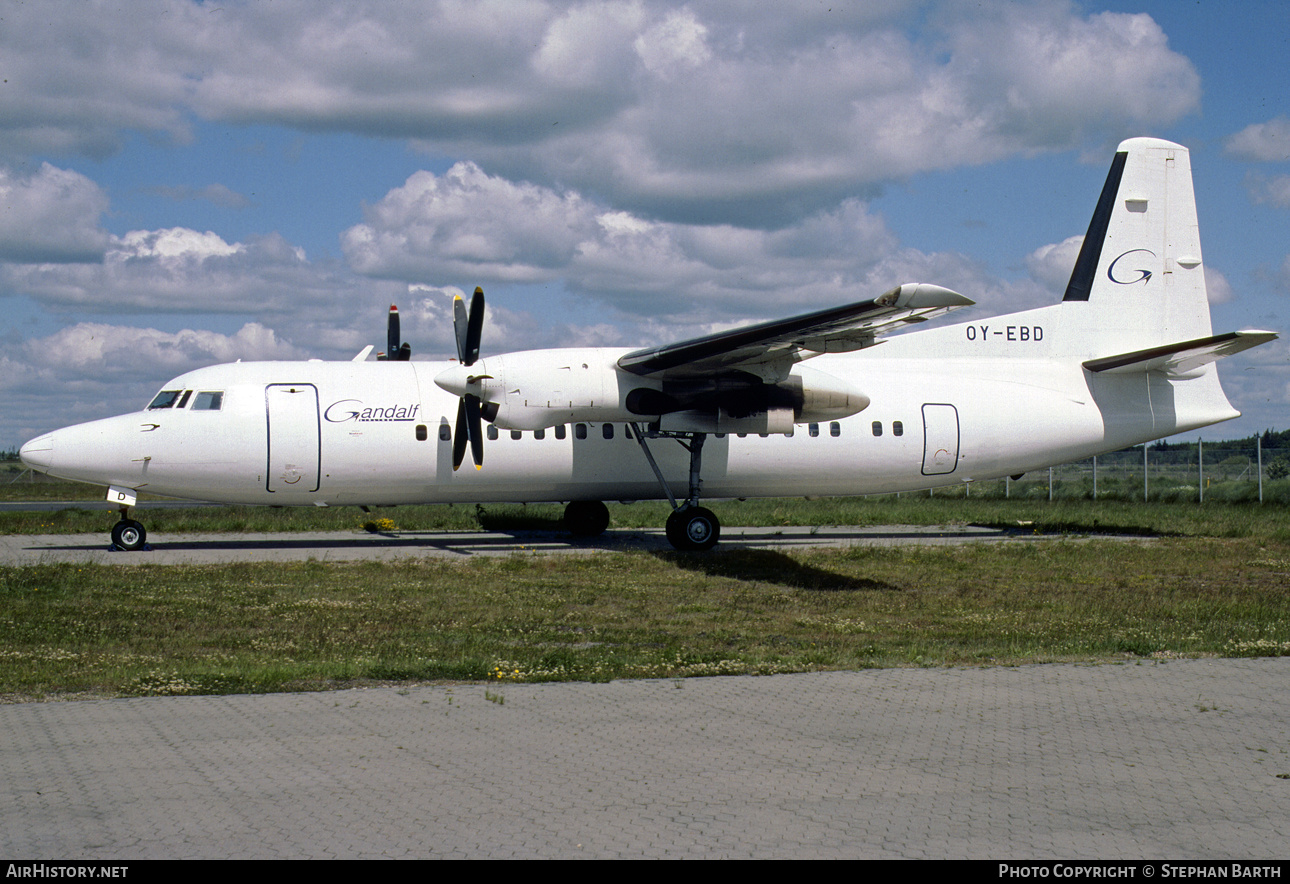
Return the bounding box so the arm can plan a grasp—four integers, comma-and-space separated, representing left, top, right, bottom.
2, 0, 1287, 450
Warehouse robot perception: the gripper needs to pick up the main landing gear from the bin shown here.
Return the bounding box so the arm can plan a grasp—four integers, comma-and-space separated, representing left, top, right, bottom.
563, 499, 611, 537
110, 510, 148, 551
630, 424, 720, 551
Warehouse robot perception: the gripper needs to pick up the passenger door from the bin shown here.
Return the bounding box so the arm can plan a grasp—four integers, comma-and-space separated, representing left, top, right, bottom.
266, 384, 321, 492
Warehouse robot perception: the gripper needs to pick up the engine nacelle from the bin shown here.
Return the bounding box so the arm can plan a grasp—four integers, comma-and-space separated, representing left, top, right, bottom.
438, 349, 638, 430
435, 349, 869, 431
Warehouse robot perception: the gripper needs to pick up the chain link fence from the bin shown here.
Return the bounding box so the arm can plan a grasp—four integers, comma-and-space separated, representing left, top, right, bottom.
956, 446, 1290, 503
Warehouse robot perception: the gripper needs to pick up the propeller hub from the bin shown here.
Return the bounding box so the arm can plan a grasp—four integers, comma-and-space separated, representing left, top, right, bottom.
434, 363, 487, 398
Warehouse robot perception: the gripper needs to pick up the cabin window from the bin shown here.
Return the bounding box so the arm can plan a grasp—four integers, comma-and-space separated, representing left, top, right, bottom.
602, 424, 614, 440
808, 423, 819, 438
575, 423, 587, 440
191, 391, 223, 411
830, 421, 841, 437
148, 390, 183, 410
535, 428, 545, 440
893, 421, 903, 437
416, 425, 428, 442
511, 429, 522, 440
555, 425, 567, 440
487, 425, 499, 441
872, 421, 882, 437
438, 425, 451, 442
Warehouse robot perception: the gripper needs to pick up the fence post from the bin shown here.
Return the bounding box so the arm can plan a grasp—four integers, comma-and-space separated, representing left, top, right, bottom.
1199, 438, 1204, 503
1143, 443, 1149, 502
1258, 435, 1264, 503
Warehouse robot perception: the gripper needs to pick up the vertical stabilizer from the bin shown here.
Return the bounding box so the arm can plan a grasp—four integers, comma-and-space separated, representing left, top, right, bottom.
1062, 138, 1213, 345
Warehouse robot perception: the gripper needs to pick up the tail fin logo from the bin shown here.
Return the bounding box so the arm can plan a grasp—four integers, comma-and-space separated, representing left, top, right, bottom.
1108, 249, 1155, 285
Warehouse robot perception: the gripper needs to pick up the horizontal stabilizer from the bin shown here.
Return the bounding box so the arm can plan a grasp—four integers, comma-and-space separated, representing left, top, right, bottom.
1083, 330, 1277, 377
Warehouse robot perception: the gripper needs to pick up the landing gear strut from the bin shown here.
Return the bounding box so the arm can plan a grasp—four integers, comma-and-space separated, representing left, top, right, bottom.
110, 510, 147, 551
630, 424, 720, 551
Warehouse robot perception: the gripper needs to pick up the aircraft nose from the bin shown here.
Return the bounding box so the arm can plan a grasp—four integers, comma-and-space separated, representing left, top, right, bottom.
19, 434, 56, 472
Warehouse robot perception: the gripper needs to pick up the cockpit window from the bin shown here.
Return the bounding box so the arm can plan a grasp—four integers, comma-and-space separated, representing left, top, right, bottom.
148, 390, 183, 409
176, 390, 192, 409
191, 391, 224, 411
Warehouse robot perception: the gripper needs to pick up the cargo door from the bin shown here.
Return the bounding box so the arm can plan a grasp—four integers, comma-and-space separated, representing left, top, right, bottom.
921, 403, 959, 476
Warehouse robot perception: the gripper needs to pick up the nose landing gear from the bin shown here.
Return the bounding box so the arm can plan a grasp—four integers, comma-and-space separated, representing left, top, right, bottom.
110, 513, 148, 551
105, 486, 148, 550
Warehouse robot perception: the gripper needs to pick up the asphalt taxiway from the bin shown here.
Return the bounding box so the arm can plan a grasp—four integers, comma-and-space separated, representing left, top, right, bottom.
0, 521, 1125, 565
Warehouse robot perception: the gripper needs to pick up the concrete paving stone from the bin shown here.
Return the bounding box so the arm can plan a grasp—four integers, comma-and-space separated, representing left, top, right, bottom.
1, 660, 1287, 858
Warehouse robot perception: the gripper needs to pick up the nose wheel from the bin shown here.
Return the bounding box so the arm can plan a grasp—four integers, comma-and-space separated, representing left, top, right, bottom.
110, 517, 147, 551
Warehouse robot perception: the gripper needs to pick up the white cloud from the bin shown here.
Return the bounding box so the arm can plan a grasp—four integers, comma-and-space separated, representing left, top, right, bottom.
1243, 173, 1290, 209
0, 164, 110, 263
1225, 117, 1290, 163
1026, 236, 1083, 293
17, 322, 303, 379
343, 164, 920, 322
0, 2, 1201, 226
0, 322, 308, 441
342, 162, 599, 283
2, 227, 361, 316
1204, 267, 1234, 306
634, 8, 712, 78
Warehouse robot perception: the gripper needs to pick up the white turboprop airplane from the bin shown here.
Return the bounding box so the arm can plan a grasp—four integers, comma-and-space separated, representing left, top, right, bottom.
18, 137, 1277, 551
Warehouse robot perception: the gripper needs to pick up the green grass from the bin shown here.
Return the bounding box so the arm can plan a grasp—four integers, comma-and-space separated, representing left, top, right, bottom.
2, 535, 1289, 700
3, 479, 1289, 700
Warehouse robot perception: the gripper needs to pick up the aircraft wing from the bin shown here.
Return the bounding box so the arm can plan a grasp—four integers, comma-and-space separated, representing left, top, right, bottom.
617, 283, 973, 380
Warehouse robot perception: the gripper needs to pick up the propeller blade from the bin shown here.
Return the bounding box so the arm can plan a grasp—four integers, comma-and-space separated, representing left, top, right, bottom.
449, 286, 487, 469
453, 295, 469, 364
465, 393, 484, 469
464, 287, 485, 367
452, 399, 469, 471
387, 305, 401, 358
451, 394, 485, 471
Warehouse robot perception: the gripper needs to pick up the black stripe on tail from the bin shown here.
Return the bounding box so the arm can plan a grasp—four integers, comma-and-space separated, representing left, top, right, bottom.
1063, 150, 1128, 302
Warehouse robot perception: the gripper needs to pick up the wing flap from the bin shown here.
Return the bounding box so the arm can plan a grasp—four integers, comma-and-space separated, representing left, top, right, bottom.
618, 284, 972, 378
